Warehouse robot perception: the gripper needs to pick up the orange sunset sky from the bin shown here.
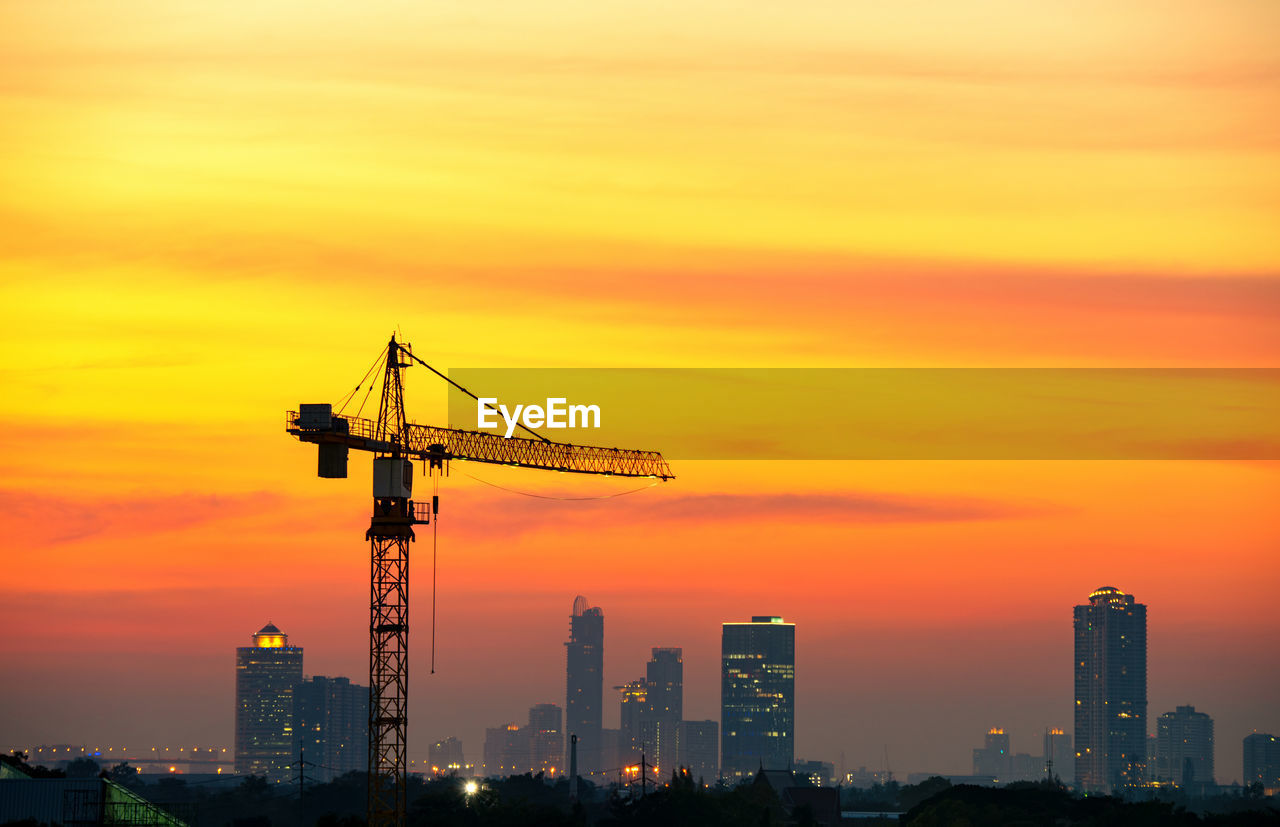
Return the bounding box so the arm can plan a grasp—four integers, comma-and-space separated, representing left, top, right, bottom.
2, 0, 1278, 783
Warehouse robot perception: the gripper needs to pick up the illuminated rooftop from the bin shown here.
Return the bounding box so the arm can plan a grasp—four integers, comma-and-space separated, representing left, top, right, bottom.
252, 622, 288, 648
1088, 586, 1134, 608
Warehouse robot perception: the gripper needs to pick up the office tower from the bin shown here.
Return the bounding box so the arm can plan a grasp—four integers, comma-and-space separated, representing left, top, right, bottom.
1073, 586, 1147, 793
428, 737, 464, 775
1243, 733, 1280, 791
565, 595, 604, 774
529, 703, 563, 776
616, 678, 647, 765
973, 728, 1012, 779
721, 615, 796, 779
293, 675, 369, 782
482, 724, 526, 777
235, 622, 304, 779
1044, 728, 1073, 782
679, 720, 719, 784
1156, 705, 1215, 787
639, 647, 683, 774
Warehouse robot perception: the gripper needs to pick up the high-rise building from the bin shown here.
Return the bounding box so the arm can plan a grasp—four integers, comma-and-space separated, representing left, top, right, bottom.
721, 615, 795, 779
529, 703, 563, 776
616, 678, 647, 766
482, 724, 526, 777
679, 720, 719, 784
1044, 728, 1073, 783
640, 647, 683, 775
428, 737, 464, 775
235, 622, 304, 779
1073, 586, 1147, 793
293, 675, 369, 782
1156, 705, 1214, 787
565, 595, 604, 774
1243, 733, 1280, 793
973, 728, 1011, 779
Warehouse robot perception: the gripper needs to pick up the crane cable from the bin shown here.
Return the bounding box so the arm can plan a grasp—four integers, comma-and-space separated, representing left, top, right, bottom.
335, 344, 388, 415
460, 470, 659, 500
399, 349, 551, 443
430, 468, 439, 675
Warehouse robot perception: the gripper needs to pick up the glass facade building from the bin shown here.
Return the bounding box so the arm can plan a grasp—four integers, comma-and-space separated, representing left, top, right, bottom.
1073, 587, 1148, 793
234, 622, 304, 779
293, 675, 369, 782
565, 595, 604, 774
721, 615, 795, 779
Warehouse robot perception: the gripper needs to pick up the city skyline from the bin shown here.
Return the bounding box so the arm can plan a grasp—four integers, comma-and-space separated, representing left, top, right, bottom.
7, 590, 1276, 792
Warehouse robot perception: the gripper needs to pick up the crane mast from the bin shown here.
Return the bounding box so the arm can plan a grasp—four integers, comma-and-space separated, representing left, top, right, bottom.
286, 336, 672, 827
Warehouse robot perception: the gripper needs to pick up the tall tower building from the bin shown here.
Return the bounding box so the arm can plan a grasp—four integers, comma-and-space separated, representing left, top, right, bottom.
721, 615, 795, 779
1044, 728, 1073, 782
679, 720, 719, 784
565, 595, 604, 774
973, 728, 1012, 779
1156, 705, 1214, 787
235, 622, 304, 779
1073, 586, 1147, 793
293, 675, 370, 782
529, 703, 563, 776
640, 647, 683, 774
616, 678, 647, 765
1243, 733, 1280, 792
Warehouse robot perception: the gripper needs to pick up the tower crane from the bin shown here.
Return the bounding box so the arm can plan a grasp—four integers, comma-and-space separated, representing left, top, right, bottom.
285, 335, 673, 827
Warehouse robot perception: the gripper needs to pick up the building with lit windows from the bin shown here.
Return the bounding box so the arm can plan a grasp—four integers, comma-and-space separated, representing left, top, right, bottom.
1243, 733, 1280, 793
428, 737, 464, 775
1073, 587, 1147, 793
616, 678, 647, 766
721, 615, 795, 780
1156, 705, 1214, 788
482, 724, 526, 778
234, 623, 304, 779
528, 703, 562, 776
565, 595, 604, 774
973, 728, 1011, 779
639, 648, 682, 775
292, 675, 368, 782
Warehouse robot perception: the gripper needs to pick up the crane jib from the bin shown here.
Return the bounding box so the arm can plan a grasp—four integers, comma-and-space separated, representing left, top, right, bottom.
285, 410, 674, 480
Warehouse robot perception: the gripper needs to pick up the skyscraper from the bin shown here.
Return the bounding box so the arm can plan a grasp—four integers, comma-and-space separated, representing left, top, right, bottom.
679, 720, 720, 784
1243, 733, 1280, 792
1073, 586, 1147, 793
1044, 728, 1073, 782
640, 647, 683, 774
1156, 705, 1214, 787
529, 703, 563, 776
428, 737, 464, 775
721, 615, 795, 779
973, 728, 1011, 779
235, 622, 304, 779
616, 677, 647, 766
293, 675, 369, 782
565, 595, 604, 774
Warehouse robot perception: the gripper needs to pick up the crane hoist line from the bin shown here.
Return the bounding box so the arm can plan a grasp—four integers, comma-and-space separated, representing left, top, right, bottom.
284, 334, 674, 827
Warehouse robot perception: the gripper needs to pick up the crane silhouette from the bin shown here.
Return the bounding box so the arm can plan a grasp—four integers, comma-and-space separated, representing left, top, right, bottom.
286, 335, 673, 827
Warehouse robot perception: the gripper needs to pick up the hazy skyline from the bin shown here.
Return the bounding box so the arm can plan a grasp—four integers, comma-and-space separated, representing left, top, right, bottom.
2, 0, 1277, 791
